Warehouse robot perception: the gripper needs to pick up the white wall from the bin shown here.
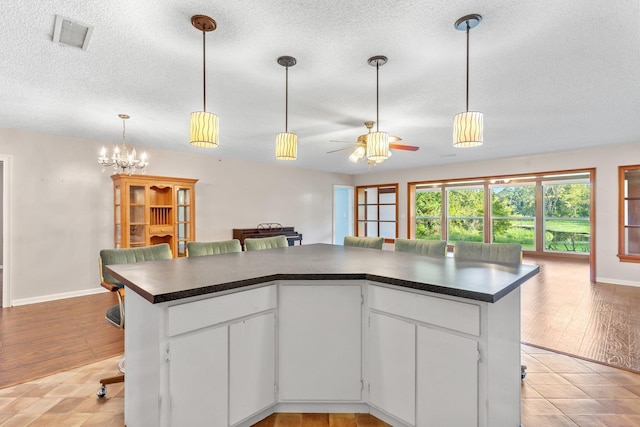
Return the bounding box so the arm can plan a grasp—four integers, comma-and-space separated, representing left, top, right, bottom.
354, 144, 640, 287
0, 128, 353, 305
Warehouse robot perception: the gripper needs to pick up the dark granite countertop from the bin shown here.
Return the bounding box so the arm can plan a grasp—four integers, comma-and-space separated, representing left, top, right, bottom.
105, 243, 539, 304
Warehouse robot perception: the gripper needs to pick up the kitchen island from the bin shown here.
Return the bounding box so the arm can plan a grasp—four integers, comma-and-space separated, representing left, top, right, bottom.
106, 243, 539, 427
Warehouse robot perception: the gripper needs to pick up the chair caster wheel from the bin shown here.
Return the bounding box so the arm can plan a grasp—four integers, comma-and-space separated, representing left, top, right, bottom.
97, 385, 107, 398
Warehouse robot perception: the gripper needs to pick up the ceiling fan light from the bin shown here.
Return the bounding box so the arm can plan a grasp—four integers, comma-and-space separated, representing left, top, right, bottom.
276, 132, 297, 160
453, 111, 483, 147
190, 111, 219, 148
349, 146, 366, 163
366, 131, 389, 161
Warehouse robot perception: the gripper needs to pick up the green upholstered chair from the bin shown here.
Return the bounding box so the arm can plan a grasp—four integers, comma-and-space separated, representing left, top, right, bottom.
343, 236, 384, 249
244, 235, 289, 251
452, 241, 526, 379
97, 243, 172, 398
186, 239, 242, 257
394, 238, 447, 256
453, 241, 522, 265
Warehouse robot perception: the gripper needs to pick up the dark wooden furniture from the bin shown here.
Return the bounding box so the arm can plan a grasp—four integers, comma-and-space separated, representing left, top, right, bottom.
233, 224, 302, 248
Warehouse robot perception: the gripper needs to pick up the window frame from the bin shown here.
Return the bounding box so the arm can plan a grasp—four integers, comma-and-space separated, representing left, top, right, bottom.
355, 183, 399, 243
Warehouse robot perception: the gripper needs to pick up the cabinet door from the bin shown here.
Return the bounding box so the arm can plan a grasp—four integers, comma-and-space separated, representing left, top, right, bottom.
169, 326, 228, 427
369, 312, 415, 426
229, 311, 276, 425
279, 284, 362, 401
417, 326, 478, 427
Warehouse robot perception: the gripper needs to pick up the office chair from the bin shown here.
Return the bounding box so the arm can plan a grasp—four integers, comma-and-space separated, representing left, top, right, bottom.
244, 235, 288, 251
186, 239, 242, 256
343, 236, 384, 249
394, 238, 447, 256
96, 243, 172, 398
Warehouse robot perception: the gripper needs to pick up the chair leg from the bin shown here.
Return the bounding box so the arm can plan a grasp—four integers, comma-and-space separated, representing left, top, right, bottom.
97, 374, 124, 398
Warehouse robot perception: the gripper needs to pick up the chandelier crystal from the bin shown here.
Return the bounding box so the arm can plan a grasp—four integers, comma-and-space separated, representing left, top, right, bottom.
98, 114, 148, 175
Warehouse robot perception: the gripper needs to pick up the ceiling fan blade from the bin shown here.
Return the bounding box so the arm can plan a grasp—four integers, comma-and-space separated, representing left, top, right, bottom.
390, 143, 420, 152
329, 140, 355, 144
326, 146, 356, 154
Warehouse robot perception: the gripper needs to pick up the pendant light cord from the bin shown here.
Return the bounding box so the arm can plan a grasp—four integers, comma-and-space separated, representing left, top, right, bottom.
376, 61, 380, 132
285, 65, 289, 132
465, 22, 470, 112
122, 118, 126, 144
202, 30, 207, 112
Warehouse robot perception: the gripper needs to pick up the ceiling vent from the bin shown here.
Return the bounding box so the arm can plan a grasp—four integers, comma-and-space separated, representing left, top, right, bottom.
52, 15, 94, 50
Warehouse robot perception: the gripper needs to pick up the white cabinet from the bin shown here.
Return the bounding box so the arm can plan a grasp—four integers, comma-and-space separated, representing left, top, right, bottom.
230, 312, 276, 425
169, 326, 228, 427
279, 283, 363, 401
368, 312, 416, 426
417, 326, 478, 427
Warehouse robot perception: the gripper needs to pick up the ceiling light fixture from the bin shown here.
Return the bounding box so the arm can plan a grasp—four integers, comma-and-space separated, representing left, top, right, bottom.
275, 56, 297, 160
98, 114, 148, 175
190, 15, 219, 148
366, 56, 390, 162
453, 14, 483, 148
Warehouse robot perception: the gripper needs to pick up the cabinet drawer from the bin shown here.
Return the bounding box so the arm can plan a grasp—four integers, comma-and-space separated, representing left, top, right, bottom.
149, 225, 173, 235
368, 285, 480, 336
168, 285, 277, 337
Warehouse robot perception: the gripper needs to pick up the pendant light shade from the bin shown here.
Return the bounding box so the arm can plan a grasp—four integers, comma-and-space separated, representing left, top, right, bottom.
190, 111, 219, 148
366, 56, 390, 162
453, 111, 483, 147
190, 15, 219, 148
276, 132, 297, 160
275, 56, 297, 160
453, 14, 483, 148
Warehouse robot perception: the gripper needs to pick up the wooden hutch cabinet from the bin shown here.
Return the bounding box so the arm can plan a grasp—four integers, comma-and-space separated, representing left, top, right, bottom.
111, 174, 198, 258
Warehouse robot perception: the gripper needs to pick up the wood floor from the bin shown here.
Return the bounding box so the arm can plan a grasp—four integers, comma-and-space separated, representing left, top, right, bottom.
521, 256, 640, 373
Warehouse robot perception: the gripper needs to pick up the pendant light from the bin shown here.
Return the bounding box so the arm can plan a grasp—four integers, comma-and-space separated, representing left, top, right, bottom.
366, 56, 390, 162
453, 14, 483, 148
275, 56, 297, 160
190, 15, 219, 148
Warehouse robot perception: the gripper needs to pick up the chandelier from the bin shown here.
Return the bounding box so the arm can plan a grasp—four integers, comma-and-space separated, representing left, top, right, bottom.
98, 114, 148, 174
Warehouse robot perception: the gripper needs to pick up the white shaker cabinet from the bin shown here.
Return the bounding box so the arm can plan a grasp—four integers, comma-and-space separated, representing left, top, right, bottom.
368, 312, 416, 426
278, 283, 363, 401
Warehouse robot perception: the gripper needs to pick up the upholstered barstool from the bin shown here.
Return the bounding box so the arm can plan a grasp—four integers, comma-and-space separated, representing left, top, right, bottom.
244, 235, 288, 251
394, 238, 447, 256
186, 239, 242, 256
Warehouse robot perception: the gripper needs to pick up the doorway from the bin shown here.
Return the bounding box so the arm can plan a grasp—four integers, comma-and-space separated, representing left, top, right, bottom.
333, 185, 353, 245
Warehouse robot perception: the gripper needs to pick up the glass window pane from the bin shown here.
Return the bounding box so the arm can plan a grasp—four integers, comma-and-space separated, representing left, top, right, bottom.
178, 223, 185, 239
492, 219, 535, 250
627, 200, 640, 226
380, 205, 395, 221
380, 222, 395, 238
367, 206, 378, 220
365, 187, 378, 201
178, 206, 185, 222
448, 218, 483, 243
491, 185, 536, 249
626, 228, 640, 255
416, 219, 441, 240
366, 222, 378, 236
448, 187, 484, 216
379, 191, 395, 204
543, 182, 590, 253
544, 219, 590, 253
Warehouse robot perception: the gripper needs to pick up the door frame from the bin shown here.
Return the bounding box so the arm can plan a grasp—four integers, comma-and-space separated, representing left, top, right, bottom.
1, 155, 12, 307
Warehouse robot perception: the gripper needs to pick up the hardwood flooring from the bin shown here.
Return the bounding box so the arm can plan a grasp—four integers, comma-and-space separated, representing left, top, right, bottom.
0, 292, 124, 389
521, 256, 640, 373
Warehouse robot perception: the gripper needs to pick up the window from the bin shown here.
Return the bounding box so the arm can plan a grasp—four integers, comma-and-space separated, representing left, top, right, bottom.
618, 165, 640, 263
408, 169, 593, 257
356, 184, 398, 241
447, 186, 484, 243
491, 184, 536, 250
415, 186, 442, 240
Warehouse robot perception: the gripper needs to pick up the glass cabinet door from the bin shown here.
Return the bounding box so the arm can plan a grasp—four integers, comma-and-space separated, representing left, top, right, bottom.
129, 185, 147, 247
619, 166, 640, 262
114, 185, 122, 248
176, 187, 192, 257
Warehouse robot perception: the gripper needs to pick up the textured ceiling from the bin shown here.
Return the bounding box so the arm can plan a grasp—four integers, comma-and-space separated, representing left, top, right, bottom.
2, 1, 639, 174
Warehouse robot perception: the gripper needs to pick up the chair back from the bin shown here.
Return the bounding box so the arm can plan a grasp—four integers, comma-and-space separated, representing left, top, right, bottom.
394, 238, 447, 256
453, 241, 522, 265
244, 235, 288, 251
99, 243, 173, 287
187, 239, 242, 257
343, 236, 384, 249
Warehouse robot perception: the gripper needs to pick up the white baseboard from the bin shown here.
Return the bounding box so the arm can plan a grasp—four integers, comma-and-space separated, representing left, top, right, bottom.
595, 277, 640, 288
11, 287, 109, 307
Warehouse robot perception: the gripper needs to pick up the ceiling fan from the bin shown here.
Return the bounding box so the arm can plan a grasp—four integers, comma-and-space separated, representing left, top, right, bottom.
328, 121, 420, 164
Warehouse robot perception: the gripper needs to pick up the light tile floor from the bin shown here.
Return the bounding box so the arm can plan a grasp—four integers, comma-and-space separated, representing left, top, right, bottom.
0, 347, 639, 426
